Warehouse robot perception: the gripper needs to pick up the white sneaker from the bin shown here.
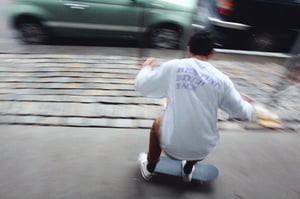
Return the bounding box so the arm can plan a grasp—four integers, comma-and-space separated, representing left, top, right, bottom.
138, 152, 153, 181
181, 160, 195, 182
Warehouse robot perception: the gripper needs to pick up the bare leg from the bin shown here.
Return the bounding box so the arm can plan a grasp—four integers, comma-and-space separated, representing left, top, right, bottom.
147, 117, 162, 171
147, 116, 202, 173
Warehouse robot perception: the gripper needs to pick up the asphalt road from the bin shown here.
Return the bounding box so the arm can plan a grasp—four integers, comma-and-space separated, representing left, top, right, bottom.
0, 125, 299, 199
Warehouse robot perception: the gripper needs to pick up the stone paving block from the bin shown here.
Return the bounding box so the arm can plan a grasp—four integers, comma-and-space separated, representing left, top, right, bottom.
21, 102, 43, 115
104, 118, 148, 128
218, 121, 245, 131
3, 102, 22, 114
81, 117, 105, 127
283, 122, 300, 132
22, 115, 40, 124
0, 94, 160, 105
37, 116, 62, 126
0, 88, 12, 94
0, 115, 16, 123
80, 118, 111, 127
275, 109, 300, 121
0, 101, 13, 112
66, 117, 84, 126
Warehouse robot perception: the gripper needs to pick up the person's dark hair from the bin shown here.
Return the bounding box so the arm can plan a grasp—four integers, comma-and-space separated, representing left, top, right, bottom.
188, 30, 214, 56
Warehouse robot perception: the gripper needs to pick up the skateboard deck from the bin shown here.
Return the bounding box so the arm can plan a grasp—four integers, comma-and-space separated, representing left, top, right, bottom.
140, 152, 220, 181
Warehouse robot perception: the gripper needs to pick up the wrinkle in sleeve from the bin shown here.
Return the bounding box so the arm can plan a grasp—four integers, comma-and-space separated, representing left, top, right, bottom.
135, 64, 169, 98
219, 78, 254, 121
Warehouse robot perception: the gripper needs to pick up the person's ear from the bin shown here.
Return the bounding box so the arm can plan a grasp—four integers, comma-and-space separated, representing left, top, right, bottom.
208, 50, 215, 58
187, 46, 193, 57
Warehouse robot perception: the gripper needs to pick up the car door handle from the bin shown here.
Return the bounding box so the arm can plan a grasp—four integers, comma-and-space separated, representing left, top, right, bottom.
64, 3, 89, 10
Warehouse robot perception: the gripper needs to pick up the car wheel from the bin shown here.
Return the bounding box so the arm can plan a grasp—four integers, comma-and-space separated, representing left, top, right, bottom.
249, 31, 278, 52
17, 19, 49, 44
150, 27, 181, 49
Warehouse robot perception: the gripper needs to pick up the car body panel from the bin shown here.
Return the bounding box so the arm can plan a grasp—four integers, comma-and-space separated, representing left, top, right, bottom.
47, 0, 142, 38
199, 0, 300, 52
7, 0, 199, 47
8, 0, 60, 24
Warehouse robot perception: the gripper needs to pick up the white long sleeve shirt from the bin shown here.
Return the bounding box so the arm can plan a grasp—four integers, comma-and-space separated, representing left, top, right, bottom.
135, 58, 253, 160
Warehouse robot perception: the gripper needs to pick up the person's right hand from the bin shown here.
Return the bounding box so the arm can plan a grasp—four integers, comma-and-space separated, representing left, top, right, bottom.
142, 57, 156, 68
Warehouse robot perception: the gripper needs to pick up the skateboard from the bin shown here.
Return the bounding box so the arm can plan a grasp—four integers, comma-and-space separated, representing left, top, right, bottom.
139, 152, 220, 182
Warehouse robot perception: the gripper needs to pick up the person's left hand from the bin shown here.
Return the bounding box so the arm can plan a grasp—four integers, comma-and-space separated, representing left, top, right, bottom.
241, 94, 253, 103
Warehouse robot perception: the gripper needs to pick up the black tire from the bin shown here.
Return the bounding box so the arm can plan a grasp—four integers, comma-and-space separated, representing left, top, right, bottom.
17, 19, 50, 44
248, 31, 278, 52
149, 26, 181, 49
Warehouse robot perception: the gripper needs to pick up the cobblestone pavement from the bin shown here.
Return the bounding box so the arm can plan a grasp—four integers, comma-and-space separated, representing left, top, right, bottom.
0, 53, 299, 131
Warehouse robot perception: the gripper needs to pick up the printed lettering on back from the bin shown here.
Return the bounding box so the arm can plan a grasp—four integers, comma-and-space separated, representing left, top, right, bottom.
176, 67, 220, 90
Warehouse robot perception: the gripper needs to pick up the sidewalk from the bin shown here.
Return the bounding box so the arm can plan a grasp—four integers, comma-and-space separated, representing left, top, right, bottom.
0, 125, 299, 199
0, 51, 299, 131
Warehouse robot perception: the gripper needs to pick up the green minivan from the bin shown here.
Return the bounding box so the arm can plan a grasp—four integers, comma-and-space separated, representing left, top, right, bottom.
8, 0, 199, 48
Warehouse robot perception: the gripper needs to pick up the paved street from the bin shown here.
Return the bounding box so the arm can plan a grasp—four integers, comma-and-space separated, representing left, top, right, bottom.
0, 125, 299, 199
0, 53, 159, 129
0, 1, 299, 198
0, 52, 299, 131
0, 50, 299, 199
